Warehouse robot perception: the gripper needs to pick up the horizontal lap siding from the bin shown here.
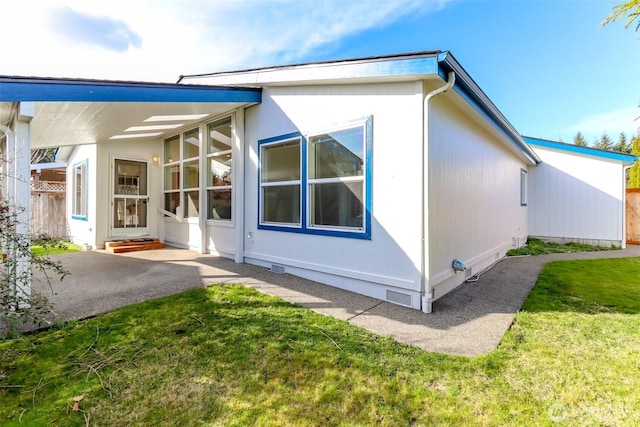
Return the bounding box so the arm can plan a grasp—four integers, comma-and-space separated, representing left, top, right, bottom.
66, 144, 97, 248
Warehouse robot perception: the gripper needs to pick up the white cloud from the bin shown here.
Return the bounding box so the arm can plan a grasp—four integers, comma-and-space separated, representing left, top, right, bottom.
0, 0, 453, 82
565, 105, 640, 142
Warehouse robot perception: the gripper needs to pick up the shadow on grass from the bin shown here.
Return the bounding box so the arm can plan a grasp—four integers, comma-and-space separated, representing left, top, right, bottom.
3, 284, 464, 426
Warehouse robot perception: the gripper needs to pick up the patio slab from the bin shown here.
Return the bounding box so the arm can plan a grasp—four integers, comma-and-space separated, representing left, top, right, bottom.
28, 245, 640, 357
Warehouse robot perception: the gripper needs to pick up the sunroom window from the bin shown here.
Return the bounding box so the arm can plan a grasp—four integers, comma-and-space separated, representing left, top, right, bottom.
163, 128, 200, 218
207, 117, 233, 220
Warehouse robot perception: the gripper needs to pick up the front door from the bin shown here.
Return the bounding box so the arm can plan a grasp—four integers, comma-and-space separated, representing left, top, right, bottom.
111, 158, 149, 237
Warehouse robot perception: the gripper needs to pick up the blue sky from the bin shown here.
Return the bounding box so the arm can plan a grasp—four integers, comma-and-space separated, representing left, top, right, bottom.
1, 0, 638, 143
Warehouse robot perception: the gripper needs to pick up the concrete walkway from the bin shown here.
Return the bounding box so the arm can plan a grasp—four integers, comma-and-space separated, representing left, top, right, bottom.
31, 245, 640, 357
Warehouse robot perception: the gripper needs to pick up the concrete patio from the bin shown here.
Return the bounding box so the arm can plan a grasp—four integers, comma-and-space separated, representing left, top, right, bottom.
30, 245, 640, 357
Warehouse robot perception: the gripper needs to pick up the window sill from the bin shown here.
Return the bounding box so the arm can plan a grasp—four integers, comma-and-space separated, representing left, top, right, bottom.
258, 223, 370, 240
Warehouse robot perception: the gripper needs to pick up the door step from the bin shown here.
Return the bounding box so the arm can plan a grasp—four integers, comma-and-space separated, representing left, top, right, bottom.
105, 238, 166, 254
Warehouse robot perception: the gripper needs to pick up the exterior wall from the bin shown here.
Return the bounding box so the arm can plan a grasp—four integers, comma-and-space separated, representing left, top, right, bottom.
66, 144, 97, 248
243, 82, 425, 308
66, 139, 164, 249
159, 113, 241, 258
95, 139, 162, 248
528, 145, 626, 247
428, 96, 529, 300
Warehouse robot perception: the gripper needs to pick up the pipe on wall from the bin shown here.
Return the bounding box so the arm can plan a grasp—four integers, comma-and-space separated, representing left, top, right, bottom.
420, 71, 455, 314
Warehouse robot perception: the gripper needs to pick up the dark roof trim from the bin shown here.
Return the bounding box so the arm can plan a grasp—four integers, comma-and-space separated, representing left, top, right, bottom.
437, 52, 541, 165
0, 76, 261, 103
524, 136, 638, 164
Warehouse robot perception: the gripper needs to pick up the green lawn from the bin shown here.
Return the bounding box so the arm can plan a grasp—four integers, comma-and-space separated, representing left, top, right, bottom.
506, 237, 619, 256
1, 258, 640, 426
31, 241, 82, 256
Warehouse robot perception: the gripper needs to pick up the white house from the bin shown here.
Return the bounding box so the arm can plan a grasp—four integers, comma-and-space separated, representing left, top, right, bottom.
0, 51, 635, 313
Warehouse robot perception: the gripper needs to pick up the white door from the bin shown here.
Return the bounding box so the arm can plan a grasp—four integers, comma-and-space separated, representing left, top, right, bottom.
111, 158, 149, 237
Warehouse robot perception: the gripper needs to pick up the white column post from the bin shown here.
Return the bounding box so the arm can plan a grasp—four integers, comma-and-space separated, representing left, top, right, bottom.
14, 103, 34, 306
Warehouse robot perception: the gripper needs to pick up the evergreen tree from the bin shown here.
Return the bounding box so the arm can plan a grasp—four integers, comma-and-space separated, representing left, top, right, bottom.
573, 131, 588, 146
594, 132, 613, 150
614, 132, 631, 153
629, 135, 640, 188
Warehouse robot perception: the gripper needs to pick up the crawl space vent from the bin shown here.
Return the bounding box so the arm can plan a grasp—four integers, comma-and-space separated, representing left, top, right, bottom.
465, 267, 473, 279
386, 290, 412, 307
270, 264, 286, 274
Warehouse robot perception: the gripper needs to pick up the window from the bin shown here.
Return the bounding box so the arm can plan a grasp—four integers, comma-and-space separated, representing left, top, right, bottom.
308, 126, 365, 229
520, 169, 528, 206
260, 135, 302, 226
258, 116, 372, 239
72, 161, 88, 220
207, 117, 233, 220
163, 128, 200, 218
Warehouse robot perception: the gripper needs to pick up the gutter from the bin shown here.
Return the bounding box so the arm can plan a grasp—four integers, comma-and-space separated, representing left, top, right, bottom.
421, 71, 455, 314
437, 52, 541, 166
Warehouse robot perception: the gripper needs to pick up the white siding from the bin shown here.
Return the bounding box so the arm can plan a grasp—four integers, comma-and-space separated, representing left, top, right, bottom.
243, 82, 425, 308
66, 144, 97, 248
96, 139, 162, 248
529, 146, 626, 246
428, 97, 529, 299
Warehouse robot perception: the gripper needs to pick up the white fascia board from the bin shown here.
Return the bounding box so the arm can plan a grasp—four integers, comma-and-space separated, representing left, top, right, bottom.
524, 137, 638, 165
180, 54, 440, 87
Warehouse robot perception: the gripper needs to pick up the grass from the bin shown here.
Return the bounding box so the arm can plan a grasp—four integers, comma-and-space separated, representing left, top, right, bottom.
1, 258, 640, 425
506, 237, 619, 256
30, 240, 82, 256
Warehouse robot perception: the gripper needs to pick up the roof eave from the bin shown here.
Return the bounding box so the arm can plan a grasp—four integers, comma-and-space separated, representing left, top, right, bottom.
437, 52, 541, 165
0, 76, 262, 103
523, 136, 638, 165
178, 51, 443, 87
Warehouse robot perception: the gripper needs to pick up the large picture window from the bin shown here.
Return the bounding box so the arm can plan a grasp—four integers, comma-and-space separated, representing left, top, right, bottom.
258, 116, 372, 239
72, 161, 87, 220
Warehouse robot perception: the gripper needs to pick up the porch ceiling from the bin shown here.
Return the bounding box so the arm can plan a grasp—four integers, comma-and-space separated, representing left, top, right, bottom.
0, 76, 262, 149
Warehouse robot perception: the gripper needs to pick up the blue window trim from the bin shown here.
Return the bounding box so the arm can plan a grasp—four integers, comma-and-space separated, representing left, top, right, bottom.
71, 160, 89, 221
520, 168, 527, 207
257, 116, 373, 240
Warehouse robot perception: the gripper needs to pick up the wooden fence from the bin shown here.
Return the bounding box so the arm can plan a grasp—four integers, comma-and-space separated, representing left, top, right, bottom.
31, 181, 68, 239
626, 188, 640, 244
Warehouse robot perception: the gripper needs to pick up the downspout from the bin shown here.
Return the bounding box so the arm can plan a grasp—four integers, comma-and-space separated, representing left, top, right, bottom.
421, 71, 455, 314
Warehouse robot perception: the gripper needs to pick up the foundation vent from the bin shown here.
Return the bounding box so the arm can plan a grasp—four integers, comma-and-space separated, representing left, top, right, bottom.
465, 267, 473, 279
386, 290, 412, 307
270, 264, 286, 274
